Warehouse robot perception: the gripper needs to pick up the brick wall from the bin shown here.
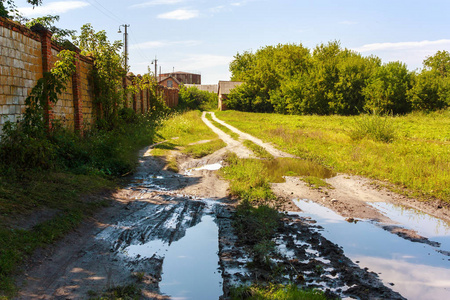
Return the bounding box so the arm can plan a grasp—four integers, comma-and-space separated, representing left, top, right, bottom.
0, 18, 42, 133
0, 17, 97, 135
0, 17, 179, 137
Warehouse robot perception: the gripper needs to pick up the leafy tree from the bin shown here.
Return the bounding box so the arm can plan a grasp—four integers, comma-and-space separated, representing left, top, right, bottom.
408, 51, 450, 111
1, 0, 42, 19
423, 50, 450, 77
363, 61, 412, 114
24, 15, 76, 43
73, 24, 126, 128
178, 85, 218, 111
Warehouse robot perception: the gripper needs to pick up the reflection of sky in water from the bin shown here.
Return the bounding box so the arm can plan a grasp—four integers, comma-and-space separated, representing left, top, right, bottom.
369, 202, 450, 246
293, 199, 450, 300
125, 215, 221, 300
160, 215, 221, 300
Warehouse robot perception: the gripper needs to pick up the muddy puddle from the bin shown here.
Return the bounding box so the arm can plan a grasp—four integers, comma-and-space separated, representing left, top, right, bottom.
293, 199, 450, 300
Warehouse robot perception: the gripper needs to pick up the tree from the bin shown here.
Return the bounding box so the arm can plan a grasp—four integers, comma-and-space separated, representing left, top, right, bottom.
363, 61, 412, 114
0, 0, 42, 19
423, 50, 450, 77
73, 24, 125, 128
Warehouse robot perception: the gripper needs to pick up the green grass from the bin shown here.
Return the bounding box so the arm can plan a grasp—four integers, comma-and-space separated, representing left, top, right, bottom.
157, 110, 218, 146
184, 139, 227, 158
0, 111, 161, 297
230, 284, 329, 300
216, 110, 450, 202
0, 172, 114, 296
243, 140, 274, 159
205, 113, 240, 140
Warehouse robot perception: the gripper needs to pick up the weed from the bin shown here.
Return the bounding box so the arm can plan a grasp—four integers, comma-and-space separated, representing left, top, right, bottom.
230, 283, 329, 300
91, 284, 141, 300
349, 112, 396, 143
183, 139, 226, 158
243, 140, 273, 159
132, 272, 145, 283
301, 176, 331, 189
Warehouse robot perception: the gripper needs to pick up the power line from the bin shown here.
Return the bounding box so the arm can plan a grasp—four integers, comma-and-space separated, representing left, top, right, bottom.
85, 0, 125, 24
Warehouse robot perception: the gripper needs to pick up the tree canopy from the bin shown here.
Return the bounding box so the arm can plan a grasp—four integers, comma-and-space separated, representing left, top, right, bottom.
227, 42, 450, 115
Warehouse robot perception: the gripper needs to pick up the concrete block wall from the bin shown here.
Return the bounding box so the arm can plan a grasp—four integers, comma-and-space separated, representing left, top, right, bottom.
1, 17, 179, 137
0, 18, 42, 135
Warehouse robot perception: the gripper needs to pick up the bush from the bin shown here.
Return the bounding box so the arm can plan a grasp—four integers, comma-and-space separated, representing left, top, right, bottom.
178, 85, 218, 111
348, 112, 396, 143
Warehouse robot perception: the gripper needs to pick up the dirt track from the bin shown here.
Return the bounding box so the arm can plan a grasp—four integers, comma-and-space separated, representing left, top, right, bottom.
15, 112, 450, 299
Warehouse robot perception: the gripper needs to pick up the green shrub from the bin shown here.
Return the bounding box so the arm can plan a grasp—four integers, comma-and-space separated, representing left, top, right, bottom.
178, 85, 218, 111
348, 112, 396, 143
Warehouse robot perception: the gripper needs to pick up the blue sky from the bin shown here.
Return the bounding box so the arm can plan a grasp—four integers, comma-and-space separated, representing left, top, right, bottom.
15, 0, 450, 84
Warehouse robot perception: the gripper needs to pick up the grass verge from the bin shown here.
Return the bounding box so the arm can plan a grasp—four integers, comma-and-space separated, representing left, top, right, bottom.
216, 110, 450, 203
205, 113, 240, 140
242, 140, 273, 159
184, 139, 227, 158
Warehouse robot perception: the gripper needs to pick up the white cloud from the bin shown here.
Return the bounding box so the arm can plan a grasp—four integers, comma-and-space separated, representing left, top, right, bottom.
354, 39, 450, 53
130, 0, 184, 9
157, 9, 199, 20
352, 39, 450, 70
130, 40, 201, 49
18, 1, 89, 17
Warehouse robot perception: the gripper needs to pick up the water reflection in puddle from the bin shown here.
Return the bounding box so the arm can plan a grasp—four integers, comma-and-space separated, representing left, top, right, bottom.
292, 199, 450, 300
125, 214, 222, 300
369, 202, 450, 249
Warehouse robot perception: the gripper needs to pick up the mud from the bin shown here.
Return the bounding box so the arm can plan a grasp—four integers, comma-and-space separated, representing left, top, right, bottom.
15, 112, 450, 299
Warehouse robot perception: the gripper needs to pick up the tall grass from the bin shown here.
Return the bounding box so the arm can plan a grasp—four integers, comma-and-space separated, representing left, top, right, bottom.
216, 109, 450, 202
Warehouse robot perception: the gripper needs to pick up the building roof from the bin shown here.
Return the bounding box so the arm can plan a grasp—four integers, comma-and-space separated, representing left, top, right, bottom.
218, 81, 244, 95
159, 75, 181, 85
185, 84, 218, 93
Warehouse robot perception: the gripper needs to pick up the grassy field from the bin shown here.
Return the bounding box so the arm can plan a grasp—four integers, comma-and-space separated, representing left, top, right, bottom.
216, 110, 450, 203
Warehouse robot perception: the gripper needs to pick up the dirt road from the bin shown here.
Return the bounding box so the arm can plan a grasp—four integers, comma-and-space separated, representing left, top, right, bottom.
15, 112, 450, 299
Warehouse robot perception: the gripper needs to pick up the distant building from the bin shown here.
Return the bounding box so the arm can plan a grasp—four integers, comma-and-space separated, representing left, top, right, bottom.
218, 81, 244, 111
159, 75, 181, 89
159, 71, 201, 85
184, 84, 218, 94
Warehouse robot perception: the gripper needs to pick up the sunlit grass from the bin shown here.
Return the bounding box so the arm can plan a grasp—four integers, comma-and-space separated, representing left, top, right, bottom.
216, 110, 450, 202
243, 140, 274, 159
184, 139, 227, 158
205, 113, 240, 140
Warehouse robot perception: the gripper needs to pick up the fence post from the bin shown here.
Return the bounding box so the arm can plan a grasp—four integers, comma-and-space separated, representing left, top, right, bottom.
72, 51, 83, 135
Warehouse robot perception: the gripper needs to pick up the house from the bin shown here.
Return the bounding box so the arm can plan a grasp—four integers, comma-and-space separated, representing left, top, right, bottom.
159, 75, 181, 89
158, 71, 201, 85
217, 81, 244, 111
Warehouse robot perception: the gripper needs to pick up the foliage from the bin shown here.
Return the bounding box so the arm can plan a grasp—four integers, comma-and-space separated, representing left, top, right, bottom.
362, 61, 412, 114
73, 24, 126, 129
23, 15, 76, 43
407, 51, 450, 111
228, 41, 450, 115
0, 0, 42, 19
230, 284, 328, 300
178, 85, 218, 111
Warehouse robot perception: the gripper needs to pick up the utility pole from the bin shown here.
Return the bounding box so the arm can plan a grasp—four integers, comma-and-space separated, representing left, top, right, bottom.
118, 24, 130, 72
152, 57, 158, 83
